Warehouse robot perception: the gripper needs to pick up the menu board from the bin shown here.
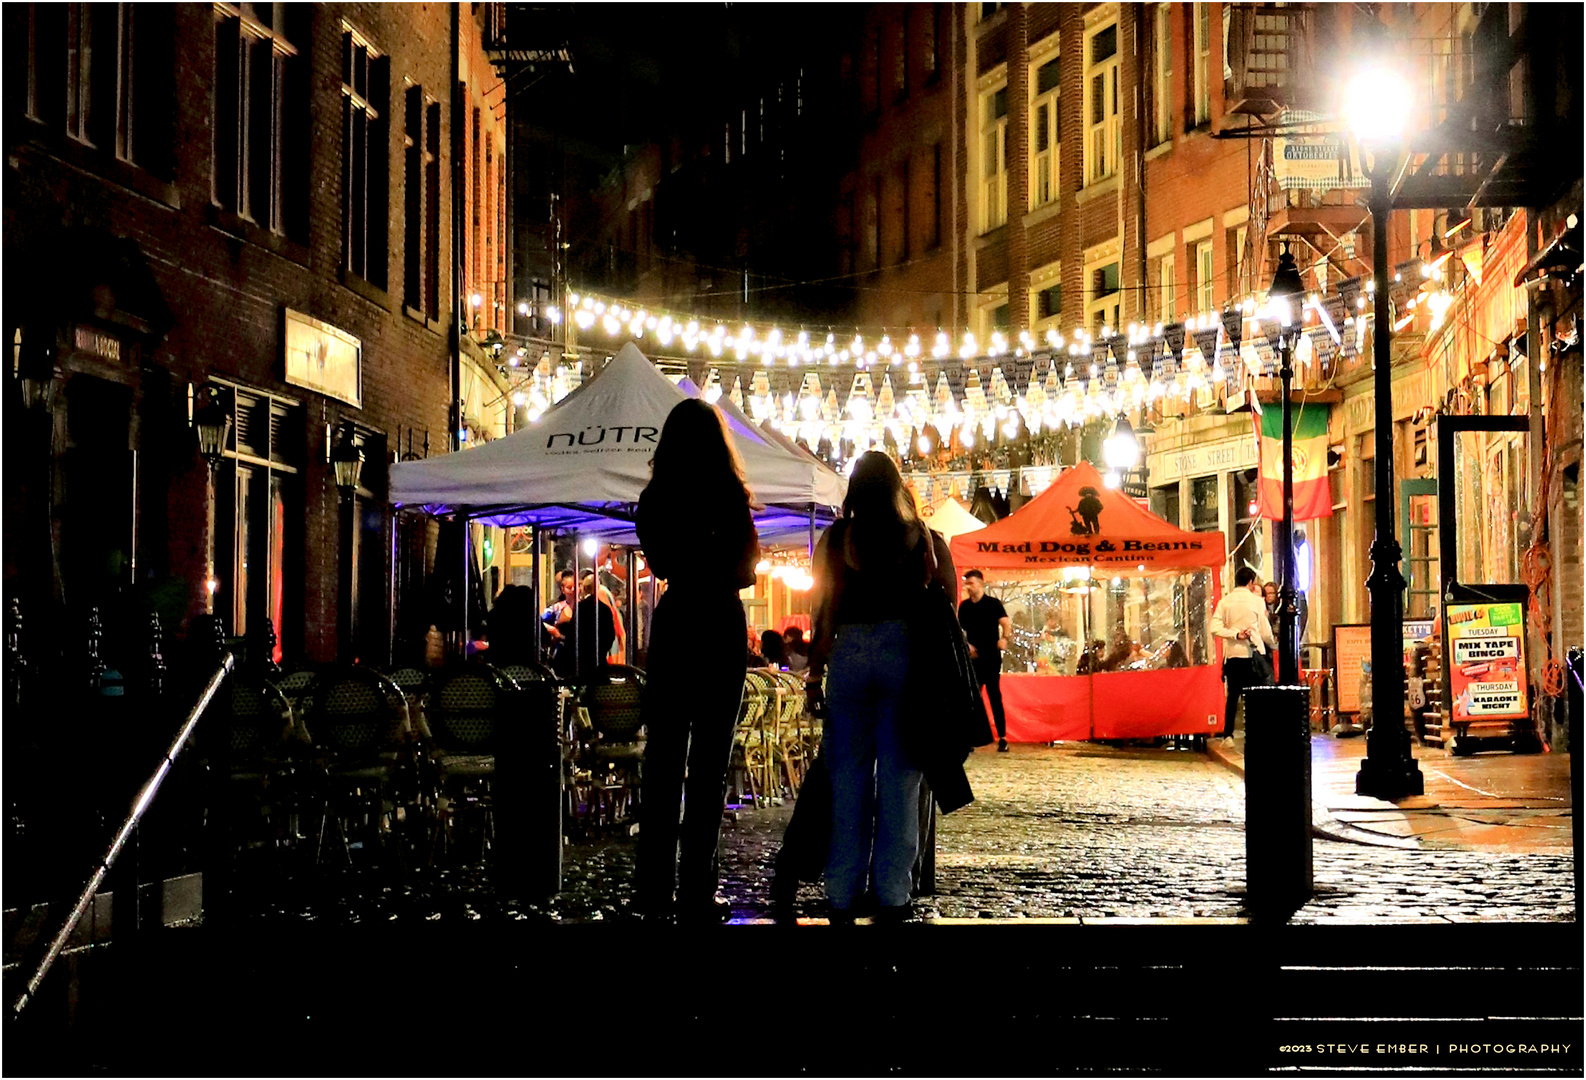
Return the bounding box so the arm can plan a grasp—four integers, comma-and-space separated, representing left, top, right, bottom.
1333, 623, 1372, 715
1445, 602, 1529, 721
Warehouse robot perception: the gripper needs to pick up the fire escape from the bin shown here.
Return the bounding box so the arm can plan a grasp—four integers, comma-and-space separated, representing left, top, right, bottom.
482, 4, 575, 368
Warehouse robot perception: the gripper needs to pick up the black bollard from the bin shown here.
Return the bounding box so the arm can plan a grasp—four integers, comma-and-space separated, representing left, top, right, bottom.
493, 678, 563, 899
1243, 684, 1312, 919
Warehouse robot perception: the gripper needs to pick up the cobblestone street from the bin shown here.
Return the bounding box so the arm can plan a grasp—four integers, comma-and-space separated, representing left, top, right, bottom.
229, 741, 1575, 927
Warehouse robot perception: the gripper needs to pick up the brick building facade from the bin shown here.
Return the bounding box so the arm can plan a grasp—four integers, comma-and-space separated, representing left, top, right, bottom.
3, 3, 507, 672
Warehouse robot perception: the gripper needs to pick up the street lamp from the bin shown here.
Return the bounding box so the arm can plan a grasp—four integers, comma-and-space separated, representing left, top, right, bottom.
1266, 242, 1306, 686
192, 388, 231, 615
1102, 414, 1140, 491
16, 329, 57, 414
330, 423, 364, 659
1344, 62, 1424, 800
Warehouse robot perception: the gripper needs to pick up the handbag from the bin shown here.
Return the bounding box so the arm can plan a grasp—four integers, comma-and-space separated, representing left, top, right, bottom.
896, 530, 988, 815
1248, 643, 1274, 686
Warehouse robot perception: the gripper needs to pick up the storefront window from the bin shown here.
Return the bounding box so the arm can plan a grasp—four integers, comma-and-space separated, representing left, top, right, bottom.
1150, 483, 1181, 529
1191, 475, 1219, 531
1231, 469, 1262, 578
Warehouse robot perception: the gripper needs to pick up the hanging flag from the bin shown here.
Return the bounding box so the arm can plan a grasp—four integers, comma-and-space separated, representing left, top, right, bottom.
1257, 403, 1332, 520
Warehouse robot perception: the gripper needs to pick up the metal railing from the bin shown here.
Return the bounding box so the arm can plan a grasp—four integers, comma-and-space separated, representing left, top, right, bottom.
9, 652, 234, 1020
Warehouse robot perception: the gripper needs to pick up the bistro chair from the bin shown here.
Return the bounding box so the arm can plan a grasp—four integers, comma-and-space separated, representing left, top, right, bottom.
424, 663, 518, 864
742, 671, 785, 805
770, 670, 808, 795
576, 665, 646, 830
302, 665, 413, 867
220, 676, 307, 862
729, 675, 769, 807
276, 667, 320, 722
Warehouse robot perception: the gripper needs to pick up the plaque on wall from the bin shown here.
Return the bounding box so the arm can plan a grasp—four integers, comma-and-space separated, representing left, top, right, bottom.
284, 308, 362, 407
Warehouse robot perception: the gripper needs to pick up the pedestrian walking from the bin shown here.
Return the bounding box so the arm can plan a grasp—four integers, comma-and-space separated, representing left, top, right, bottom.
958, 569, 1011, 750
807, 451, 957, 923
635, 398, 761, 922
1209, 567, 1275, 738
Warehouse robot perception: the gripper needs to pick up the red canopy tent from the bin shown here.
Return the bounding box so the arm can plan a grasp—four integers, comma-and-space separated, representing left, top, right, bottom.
950, 462, 1227, 742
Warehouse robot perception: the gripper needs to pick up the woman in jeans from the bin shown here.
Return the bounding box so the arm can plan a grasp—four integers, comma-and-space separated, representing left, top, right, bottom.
635, 399, 760, 922
808, 452, 956, 921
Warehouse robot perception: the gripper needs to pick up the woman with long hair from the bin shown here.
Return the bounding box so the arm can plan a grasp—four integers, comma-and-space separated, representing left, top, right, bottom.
806, 451, 956, 922
635, 398, 760, 922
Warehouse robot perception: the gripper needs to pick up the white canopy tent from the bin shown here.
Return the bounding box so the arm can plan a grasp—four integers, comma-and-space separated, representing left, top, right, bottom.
920, 497, 987, 540
389, 342, 845, 543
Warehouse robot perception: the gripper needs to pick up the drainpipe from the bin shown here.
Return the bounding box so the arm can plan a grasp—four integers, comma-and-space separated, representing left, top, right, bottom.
451, 1, 465, 454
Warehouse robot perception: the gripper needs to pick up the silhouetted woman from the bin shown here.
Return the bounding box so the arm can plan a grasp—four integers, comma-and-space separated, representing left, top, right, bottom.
635, 399, 760, 922
808, 451, 956, 922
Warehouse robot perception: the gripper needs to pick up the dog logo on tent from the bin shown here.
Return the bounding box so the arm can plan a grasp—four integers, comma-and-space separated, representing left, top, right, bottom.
1068, 487, 1104, 535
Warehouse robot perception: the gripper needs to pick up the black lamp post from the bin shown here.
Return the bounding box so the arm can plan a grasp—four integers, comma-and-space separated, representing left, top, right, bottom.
192, 389, 231, 617
1344, 65, 1424, 800
330, 423, 364, 660
1266, 243, 1306, 686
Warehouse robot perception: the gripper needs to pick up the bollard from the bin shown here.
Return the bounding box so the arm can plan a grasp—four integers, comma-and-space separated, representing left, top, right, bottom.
492, 679, 564, 899
1244, 684, 1312, 918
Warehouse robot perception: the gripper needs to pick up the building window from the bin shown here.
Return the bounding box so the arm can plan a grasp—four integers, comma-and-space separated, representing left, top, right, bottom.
1157, 252, 1176, 322
11, 4, 174, 174
1195, 238, 1214, 314
1036, 283, 1062, 321
213, 3, 304, 235
980, 3, 1004, 20
1086, 257, 1121, 332
981, 83, 1008, 232
1191, 474, 1220, 531
1031, 55, 1061, 207
218, 388, 303, 661
1085, 21, 1120, 185
1150, 3, 1172, 146
402, 87, 440, 315
342, 27, 388, 287
1190, 2, 1211, 128
1228, 223, 1248, 301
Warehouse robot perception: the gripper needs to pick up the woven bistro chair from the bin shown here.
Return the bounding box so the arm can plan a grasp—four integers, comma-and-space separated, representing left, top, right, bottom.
302, 666, 412, 866
576, 665, 646, 830
424, 663, 518, 863
729, 674, 769, 807
221, 676, 307, 861
770, 670, 809, 795
743, 670, 785, 804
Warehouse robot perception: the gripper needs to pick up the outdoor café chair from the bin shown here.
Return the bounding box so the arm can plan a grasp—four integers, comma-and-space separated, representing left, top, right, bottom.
729, 675, 769, 807
577, 665, 646, 829
424, 663, 519, 863
742, 670, 785, 804
302, 666, 412, 867
220, 676, 307, 860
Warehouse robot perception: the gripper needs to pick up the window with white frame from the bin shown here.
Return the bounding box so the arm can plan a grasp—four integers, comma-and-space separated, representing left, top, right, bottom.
1151, 4, 1172, 146
1031, 54, 1060, 207
981, 83, 1008, 231
1158, 252, 1176, 322
342, 25, 388, 287
1228, 223, 1248, 300
978, 290, 1011, 342
1191, 2, 1211, 127
1086, 256, 1121, 333
1085, 21, 1120, 184
1195, 238, 1214, 314
214, 2, 305, 235
1030, 263, 1063, 330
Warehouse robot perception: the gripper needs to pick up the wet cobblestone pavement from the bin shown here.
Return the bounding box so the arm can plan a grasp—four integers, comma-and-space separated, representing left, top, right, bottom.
228, 743, 1575, 927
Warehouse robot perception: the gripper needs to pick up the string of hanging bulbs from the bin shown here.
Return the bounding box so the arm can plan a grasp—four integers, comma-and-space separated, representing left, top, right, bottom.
501, 261, 1454, 459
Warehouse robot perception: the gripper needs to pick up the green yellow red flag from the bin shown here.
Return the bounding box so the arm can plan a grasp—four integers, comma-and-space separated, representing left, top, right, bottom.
1257, 403, 1332, 520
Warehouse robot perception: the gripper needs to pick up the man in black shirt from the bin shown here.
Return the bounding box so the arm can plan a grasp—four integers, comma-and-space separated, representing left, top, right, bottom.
958, 569, 1012, 751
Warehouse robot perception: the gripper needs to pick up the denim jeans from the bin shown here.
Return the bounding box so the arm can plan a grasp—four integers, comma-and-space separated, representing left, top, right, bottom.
824, 620, 922, 910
